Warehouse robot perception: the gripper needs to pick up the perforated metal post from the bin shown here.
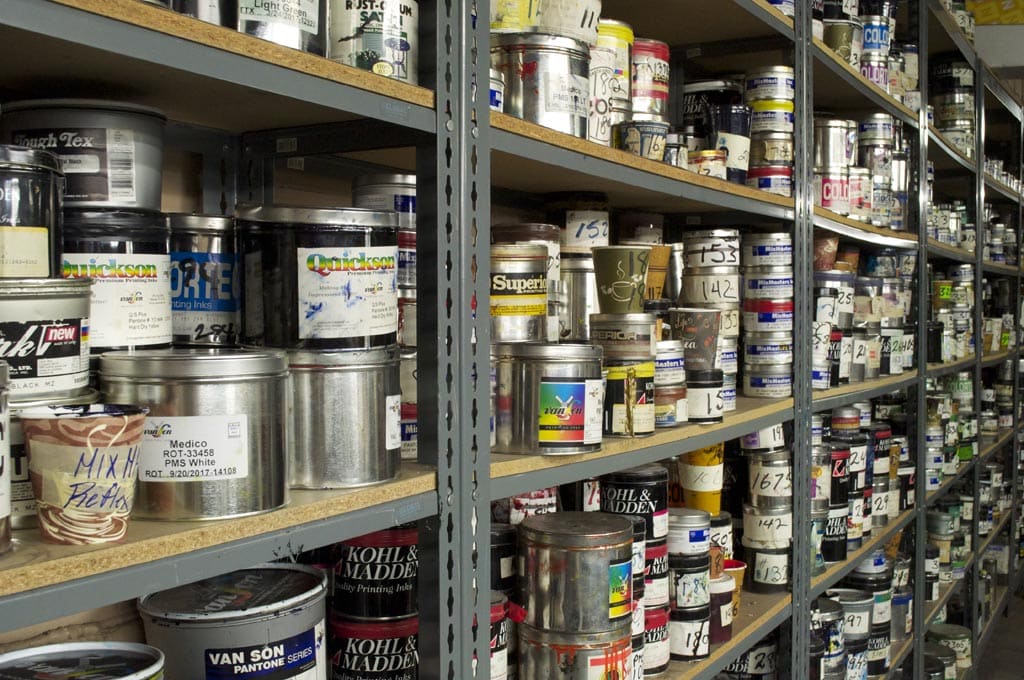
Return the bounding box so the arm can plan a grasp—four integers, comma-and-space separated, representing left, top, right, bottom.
789, 2, 813, 675
416, 0, 493, 677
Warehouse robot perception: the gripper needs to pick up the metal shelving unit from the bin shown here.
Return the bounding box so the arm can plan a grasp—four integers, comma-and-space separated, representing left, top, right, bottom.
0, 0, 1019, 677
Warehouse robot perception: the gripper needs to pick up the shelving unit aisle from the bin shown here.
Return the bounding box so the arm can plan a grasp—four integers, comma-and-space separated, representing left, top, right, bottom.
0, 0, 1020, 676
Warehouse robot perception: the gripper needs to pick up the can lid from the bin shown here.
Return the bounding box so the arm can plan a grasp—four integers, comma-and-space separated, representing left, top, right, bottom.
490, 591, 508, 623
812, 596, 844, 621
0, 642, 165, 679
682, 80, 743, 94
0, 145, 62, 174
668, 507, 711, 528
491, 242, 549, 259
491, 222, 561, 244
138, 564, 326, 622
64, 208, 168, 230
331, 612, 419, 638
492, 342, 602, 362
167, 213, 234, 232
686, 368, 724, 382
100, 348, 288, 379
518, 511, 632, 547
288, 345, 400, 369
343, 525, 418, 548
656, 340, 684, 354
491, 522, 516, 545
10, 387, 100, 412
561, 254, 594, 272
922, 642, 957, 661
711, 511, 731, 527
926, 623, 971, 640
236, 204, 399, 228
621, 514, 648, 540
590, 313, 658, 325
490, 33, 590, 55
1, 98, 167, 120
824, 587, 874, 606
603, 463, 669, 484
710, 574, 735, 595
352, 173, 417, 188
489, 68, 504, 82
597, 18, 635, 42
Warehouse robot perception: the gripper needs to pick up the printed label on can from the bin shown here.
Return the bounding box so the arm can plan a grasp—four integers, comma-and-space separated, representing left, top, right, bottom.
170, 251, 240, 342
671, 569, 710, 608
654, 356, 685, 386
563, 210, 610, 251
644, 621, 670, 670
333, 624, 417, 679
750, 110, 795, 133
139, 415, 249, 481
297, 247, 398, 339
609, 558, 633, 620
538, 378, 602, 446
63, 253, 171, 347
0, 226, 50, 277
867, 631, 890, 662
490, 618, 508, 680
13, 127, 137, 203
207, 620, 324, 679
543, 72, 589, 116
330, 0, 417, 81
753, 552, 788, 585
0, 318, 90, 396
490, 271, 547, 316
669, 618, 709, 659
744, 274, 794, 298
604, 363, 656, 436
239, 0, 319, 34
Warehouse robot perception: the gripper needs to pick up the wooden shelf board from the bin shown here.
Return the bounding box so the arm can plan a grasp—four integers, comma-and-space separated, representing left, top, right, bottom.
813, 207, 919, 247
812, 371, 919, 404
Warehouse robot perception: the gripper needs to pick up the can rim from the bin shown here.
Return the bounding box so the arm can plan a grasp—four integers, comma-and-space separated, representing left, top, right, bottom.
0, 642, 165, 678
352, 173, 417, 188
167, 213, 234, 231
236, 204, 400, 227
0, 145, 63, 174
100, 348, 288, 378
1, 98, 167, 121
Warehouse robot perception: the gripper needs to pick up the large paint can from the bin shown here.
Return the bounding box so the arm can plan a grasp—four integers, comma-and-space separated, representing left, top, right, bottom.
329, 0, 419, 83
0, 279, 91, 400
2, 99, 166, 211
139, 564, 327, 680
62, 209, 172, 353
329, 614, 418, 680
0, 642, 164, 678
238, 206, 398, 350
0, 145, 63, 278
490, 244, 548, 342
332, 524, 418, 619
169, 213, 240, 346
492, 342, 602, 455
518, 623, 630, 680
491, 34, 590, 139
238, 0, 327, 55
518, 511, 633, 632
99, 348, 289, 519
288, 345, 401, 487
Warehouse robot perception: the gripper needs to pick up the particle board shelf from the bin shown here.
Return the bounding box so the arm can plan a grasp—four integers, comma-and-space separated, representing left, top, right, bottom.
981, 261, 1019, 276
926, 355, 976, 379
812, 40, 918, 128
887, 635, 914, 677
981, 349, 1014, 367
929, 127, 977, 175
490, 112, 796, 220
811, 371, 919, 412
926, 238, 976, 263
977, 510, 1014, 556
982, 67, 1024, 123
926, 460, 975, 506
665, 590, 791, 680
599, 0, 793, 49
0, 464, 437, 633
813, 208, 919, 248
0, 0, 435, 134
983, 174, 1020, 203
489, 397, 793, 499
810, 506, 915, 597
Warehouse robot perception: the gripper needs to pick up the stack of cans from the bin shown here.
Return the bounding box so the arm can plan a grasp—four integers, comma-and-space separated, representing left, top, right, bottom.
667, 507, 713, 663
930, 54, 976, 159
858, 7, 896, 94
740, 429, 793, 592
928, 263, 975, 363
741, 232, 794, 399
588, 19, 635, 148
856, 113, 897, 229
743, 66, 796, 197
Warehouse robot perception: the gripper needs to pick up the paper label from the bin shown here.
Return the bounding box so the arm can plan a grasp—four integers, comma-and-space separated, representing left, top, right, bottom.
170, 251, 240, 342
845, 611, 870, 637
720, 603, 733, 627
297, 247, 398, 339
0, 318, 90, 396
62, 253, 171, 347
239, 0, 320, 34
0, 226, 50, 277
208, 621, 325, 680
687, 386, 723, 419
563, 210, 609, 251
139, 415, 248, 482
538, 378, 602, 446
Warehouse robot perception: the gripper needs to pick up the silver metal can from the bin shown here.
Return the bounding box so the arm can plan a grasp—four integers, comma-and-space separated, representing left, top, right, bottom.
288, 345, 401, 487
518, 623, 631, 680
99, 348, 289, 520
491, 243, 548, 342
328, 0, 418, 83
589, 313, 658, 361
238, 0, 327, 55
139, 564, 327, 680
518, 511, 634, 632
492, 342, 603, 455
169, 213, 240, 346
491, 34, 590, 139
2, 99, 166, 211
559, 255, 598, 341
0, 145, 64, 278
0, 278, 91, 400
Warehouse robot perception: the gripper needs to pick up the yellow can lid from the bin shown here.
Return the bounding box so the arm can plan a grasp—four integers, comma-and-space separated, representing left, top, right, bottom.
598, 18, 635, 44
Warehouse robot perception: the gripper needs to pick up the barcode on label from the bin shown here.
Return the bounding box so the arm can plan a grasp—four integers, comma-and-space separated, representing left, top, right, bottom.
106, 128, 136, 201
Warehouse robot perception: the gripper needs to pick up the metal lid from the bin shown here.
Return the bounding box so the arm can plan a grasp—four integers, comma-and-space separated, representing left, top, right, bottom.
64, 208, 168, 230
747, 65, 795, 76
491, 342, 601, 362
0, 145, 62, 174
1, 98, 167, 121
812, 596, 844, 621
824, 587, 874, 605
656, 340, 684, 354
518, 511, 632, 547
668, 507, 711, 528
490, 33, 590, 54
288, 344, 400, 368
922, 642, 956, 661
0, 278, 92, 297
603, 463, 668, 484
686, 368, 723, 382
561, 254, 594, 272
10, 387, 99, 412
492, 222, 561, 244
139, 564, 326, 622
489, 68, 504, 82
590, 313, 657, 325
682, 80, 743, 94
352, 173, 416, 188
167, 213, 234, 232
926, 623, 971, 640
711, 510, 731, 526
491, 243, 548, 259
0, 642, 165, 679
236, 204, 399, 228
679, 228, 740, 240
100, 348, 287, 379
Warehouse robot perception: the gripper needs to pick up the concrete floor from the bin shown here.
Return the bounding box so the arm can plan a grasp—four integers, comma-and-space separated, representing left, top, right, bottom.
980, 588, 1024, 679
